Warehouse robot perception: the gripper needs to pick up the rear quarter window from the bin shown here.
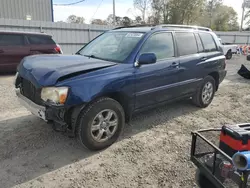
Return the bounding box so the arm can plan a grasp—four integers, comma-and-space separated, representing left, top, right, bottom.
194, 33, 204, 53
199, 33, 217, 52
0, 34, 25, 46
27, 35, 55, 45
175, 32, 198, 56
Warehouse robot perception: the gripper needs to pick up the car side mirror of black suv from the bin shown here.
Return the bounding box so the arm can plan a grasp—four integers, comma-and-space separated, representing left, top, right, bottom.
137, 53, 157, 66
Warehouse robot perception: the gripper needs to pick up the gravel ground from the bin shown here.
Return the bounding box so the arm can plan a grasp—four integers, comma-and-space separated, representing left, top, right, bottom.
1, 55, 250, 188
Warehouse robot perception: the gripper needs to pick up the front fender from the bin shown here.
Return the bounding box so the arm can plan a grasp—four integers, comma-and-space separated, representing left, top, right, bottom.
59, 68, 136, 108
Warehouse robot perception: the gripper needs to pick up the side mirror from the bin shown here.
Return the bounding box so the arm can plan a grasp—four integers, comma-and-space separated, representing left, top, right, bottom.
138, 53, 157, 65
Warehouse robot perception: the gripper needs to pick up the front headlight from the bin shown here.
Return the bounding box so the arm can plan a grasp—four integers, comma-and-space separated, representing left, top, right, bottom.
41, 87, 69, 105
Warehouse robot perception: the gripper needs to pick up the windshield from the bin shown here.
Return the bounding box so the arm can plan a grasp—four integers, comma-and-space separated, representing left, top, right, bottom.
78, 32, 145, 62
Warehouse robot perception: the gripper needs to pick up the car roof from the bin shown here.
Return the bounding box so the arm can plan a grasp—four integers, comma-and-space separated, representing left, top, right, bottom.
112, 24, 212, 33
0, 30, 51, 36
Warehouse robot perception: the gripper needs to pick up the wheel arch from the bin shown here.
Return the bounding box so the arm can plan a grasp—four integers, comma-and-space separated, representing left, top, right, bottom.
102, 92, 133, 123
208, 72, 219, 91
66, 92, 132, 134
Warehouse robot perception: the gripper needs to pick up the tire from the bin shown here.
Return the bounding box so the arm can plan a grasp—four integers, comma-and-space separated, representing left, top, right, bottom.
226, 50, 232, 60
195, 170, 216, 188
76, 97, 125, 151
192, 75, 215, 108
247, 55, 250, 61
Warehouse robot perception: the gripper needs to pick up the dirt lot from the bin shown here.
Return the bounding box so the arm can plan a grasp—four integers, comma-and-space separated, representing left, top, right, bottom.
1, 55, 250, 188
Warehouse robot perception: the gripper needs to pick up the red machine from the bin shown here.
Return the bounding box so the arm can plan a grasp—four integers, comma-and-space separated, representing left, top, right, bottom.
191, 125, 250, 188
219, 124, 250, 157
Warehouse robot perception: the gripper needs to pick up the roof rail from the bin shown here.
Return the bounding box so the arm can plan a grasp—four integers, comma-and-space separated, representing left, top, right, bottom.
112, 24, 212, 31
154, 24, 212, 31
113, 24, 156, 30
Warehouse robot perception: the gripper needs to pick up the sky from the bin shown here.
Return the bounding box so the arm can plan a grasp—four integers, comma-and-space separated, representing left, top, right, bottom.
53, 0, 244, 24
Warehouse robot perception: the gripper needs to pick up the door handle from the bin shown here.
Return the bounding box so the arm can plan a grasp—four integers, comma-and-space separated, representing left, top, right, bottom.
170, 62, 179, 68
201, 57, 207, 61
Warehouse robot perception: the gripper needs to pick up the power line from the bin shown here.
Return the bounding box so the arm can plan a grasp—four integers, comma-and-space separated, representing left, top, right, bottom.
90, 0, 104, 20
53, 0, 85, 6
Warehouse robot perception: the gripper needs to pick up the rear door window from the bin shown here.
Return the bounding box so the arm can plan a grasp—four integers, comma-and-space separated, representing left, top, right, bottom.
0, 34, 25, 46
27, 35, 55, 45
140, 32, 175, 60
175, 32, 198, 56
199, 33, 217, 52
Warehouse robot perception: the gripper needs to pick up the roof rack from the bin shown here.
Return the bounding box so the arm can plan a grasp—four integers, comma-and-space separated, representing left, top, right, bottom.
113, 24, 156, 30
154, 24, 212, 31
112, 24, 212, 31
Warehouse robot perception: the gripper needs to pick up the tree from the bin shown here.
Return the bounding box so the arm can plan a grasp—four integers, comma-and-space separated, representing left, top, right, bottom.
212, 5, 239, 31
204, 0, 222, 27
67, 15, 85, 24
134, 0, 151, 21
134, 16, 143, 24
106, 14, 113, 25
121, 17, 132, 26
244, 8, 250, 26
151, 0, 205, 24
91, 19, 107, 25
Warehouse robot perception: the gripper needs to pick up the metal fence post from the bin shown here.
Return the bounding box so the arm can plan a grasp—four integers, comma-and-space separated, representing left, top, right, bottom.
88, 29, 91, 42
40, 25, 43, 33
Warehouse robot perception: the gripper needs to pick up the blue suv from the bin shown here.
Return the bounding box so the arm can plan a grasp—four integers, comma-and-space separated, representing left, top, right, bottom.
15, 25, 227, 150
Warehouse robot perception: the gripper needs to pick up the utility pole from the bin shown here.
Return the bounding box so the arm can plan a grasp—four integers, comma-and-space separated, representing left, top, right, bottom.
113, 0, 116, 25
241, 0, 246, 31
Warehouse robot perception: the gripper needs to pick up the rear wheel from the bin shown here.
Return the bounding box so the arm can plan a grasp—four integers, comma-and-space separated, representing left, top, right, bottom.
192, 76, 215, 108
76, 97, 125, 151
226, 50, 232, 60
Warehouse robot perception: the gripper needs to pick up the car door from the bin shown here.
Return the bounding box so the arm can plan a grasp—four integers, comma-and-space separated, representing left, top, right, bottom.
174, 32, 205, 96
135, 32, 181, 109
0, 34, 30, 72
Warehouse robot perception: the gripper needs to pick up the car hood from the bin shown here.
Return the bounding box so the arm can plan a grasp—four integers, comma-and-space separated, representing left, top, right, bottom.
18, 55, 117, 87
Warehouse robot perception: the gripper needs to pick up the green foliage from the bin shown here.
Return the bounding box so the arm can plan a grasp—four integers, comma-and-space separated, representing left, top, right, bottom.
149, 0, 239, 31
88, 0, 239, 31
67, 15, 85, 24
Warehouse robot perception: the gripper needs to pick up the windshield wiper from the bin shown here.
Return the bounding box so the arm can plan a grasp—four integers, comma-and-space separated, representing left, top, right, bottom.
84, 54, 97, 58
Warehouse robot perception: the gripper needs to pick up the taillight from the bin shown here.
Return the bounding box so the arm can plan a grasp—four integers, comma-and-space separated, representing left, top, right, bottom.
54, 45, 62, 54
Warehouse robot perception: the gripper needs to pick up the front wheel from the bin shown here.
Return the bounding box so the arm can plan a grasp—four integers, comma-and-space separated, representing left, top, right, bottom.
76, 97, 125, 151
192, 76, 215, 108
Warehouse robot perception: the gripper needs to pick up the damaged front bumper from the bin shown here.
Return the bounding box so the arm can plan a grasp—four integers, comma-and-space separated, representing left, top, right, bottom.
16, 88, 67, 124
16, 88, 47, 120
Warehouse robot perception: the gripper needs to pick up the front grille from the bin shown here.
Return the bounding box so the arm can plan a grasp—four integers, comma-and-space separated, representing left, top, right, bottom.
18, 77, 42, 105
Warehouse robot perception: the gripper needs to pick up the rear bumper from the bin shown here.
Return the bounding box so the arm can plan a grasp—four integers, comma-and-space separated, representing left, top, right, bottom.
219, 70, 227, 84
16, 89, 47, 120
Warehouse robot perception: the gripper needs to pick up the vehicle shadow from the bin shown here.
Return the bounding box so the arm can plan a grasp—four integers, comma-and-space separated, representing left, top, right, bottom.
122, 100, 199, 137
0, 100, 199, 188
0, 115, 93, 188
